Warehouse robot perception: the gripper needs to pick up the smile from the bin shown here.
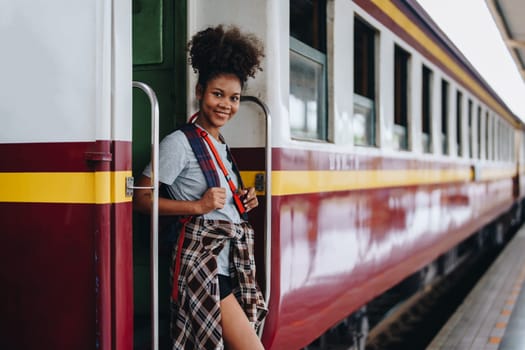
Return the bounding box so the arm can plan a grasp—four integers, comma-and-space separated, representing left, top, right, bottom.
215, 110, 230, 118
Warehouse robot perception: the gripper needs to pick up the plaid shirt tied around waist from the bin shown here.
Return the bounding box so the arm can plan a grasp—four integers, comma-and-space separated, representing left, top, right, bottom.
170, 217, 267, 349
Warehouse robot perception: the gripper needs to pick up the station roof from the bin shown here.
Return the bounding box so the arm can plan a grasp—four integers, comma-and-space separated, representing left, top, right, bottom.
486, 0, 525, 83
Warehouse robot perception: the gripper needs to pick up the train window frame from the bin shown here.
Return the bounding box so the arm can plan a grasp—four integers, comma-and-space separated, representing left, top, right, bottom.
503, 120, 511, 162
289, 0, 328, 141
441, 79, 450, 155
499, 119, 502, 161
508, 125, 511, 161
485, 110, 494, 161
421, 65, 433, 153
477, 105, 482, 159
502, 121, 506, 161
507, 124, 511, 161
353, 16, 378, 147
290, 0, 327, 53
508, 124, 516, 163
485, 111, 490, 160
495, 118, 501, 161
495, 119, 500, 161
501, 122, 504, 161
492, 115, 496, 161
502, 122, 506, 161
503, 123, 507, 161
456, 90, 463, 157
289, 37, 328, 141
499, 119, 503, 161
394, 44, 411, 151
501, 120, 504, 161
468, 99, 473, 159
501, 120, 506, 161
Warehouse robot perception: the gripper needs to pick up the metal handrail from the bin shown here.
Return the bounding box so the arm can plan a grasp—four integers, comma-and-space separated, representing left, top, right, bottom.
130, 81, 160, 350
240, 95, 272, 309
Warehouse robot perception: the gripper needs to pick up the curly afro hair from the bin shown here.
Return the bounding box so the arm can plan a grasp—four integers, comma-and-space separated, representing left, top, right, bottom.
187, 25, 264, 88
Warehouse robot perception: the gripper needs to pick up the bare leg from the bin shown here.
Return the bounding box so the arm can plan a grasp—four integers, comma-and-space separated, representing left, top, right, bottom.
220, 294, 264, 350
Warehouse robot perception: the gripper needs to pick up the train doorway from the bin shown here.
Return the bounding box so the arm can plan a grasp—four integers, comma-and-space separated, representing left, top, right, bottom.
131, 0, 187, 349
131, 2, 271, 348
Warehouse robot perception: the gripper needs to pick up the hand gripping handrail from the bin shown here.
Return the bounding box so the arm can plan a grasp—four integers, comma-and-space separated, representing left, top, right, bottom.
130, 81, 160, 350
240, 95, 272, 316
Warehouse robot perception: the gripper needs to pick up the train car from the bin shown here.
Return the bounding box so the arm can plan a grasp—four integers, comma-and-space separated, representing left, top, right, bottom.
1, 1, 525, 350
486, 0, 525, 203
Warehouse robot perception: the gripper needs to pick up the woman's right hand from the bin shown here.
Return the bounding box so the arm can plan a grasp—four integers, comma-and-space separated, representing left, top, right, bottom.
198, 187, 227, 213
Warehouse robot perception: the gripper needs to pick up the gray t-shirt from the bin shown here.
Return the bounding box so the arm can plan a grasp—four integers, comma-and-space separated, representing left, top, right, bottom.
143, 125, 242, 275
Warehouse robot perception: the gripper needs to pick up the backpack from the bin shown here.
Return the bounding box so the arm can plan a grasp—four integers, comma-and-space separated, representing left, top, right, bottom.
159, 123, 247, 243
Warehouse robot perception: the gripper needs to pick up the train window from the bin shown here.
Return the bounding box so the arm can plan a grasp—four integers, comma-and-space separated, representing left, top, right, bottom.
132, 0, 163, 65
504, 124, 507, 160
497, 120, 501, 161
394, 45, 410, 150
506, 126, 509, 161
506, 126, 514, 161
503, 126, 506, 161
508, 125, 512, 161
504, 125, 508, 161
490, 116, 493, 160
501, 124, 504, 161
456, 91, 463, 157
517, 132, 525, 163
422, 65, 432, 153
477, 106, 482, 159
290, 0, 326, 52
495, 119, 500, 160
498, 120, 502, 160
503, 123, 506, 161
353, 17, 377, 147
516, 132, 525, 163
500, 122, 504, 161
485, 111, 490, 160
500, 121, 503, 161
499, 121, 504, 161
490, 115, 494, 161
505, 126, 508, 161
502, 124, 506, 161
503, 122, 508, 161
290, 0, 328, 140
441, 80, 449, 155
497, 120, 502, 161
468, 99, 473, 158
506, 129, 509, 161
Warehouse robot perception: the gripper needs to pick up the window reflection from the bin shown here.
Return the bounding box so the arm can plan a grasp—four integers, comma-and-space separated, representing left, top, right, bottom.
290, 40, 326, 140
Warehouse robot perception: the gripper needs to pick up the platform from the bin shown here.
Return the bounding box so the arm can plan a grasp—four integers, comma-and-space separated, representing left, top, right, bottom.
427, 226, 525, 350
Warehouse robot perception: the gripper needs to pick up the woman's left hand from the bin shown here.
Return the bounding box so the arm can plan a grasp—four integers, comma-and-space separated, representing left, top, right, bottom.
240, 187, 258, 212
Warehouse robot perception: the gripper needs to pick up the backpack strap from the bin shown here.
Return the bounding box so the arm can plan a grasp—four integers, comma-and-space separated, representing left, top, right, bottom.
179, 123, 221, 188
180, 123, 247, 219
218, 135, 247, 191
200, 130, 247, 218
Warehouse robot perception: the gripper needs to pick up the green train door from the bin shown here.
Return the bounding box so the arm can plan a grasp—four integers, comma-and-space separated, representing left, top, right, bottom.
132, 0, 187, 348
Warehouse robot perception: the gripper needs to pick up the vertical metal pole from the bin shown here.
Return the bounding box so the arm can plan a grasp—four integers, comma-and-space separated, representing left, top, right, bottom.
132, 81, 160, 350
240, 95, 272, 306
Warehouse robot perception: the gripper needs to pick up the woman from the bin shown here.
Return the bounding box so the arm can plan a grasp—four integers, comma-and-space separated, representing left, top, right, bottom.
134, 25, 267, 349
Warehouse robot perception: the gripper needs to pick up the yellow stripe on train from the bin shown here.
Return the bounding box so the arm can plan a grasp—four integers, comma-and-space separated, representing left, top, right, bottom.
242, 166, 516, 196
270, 169, 472, 196
0, 167, 515, 203
0, 171, 132, 204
